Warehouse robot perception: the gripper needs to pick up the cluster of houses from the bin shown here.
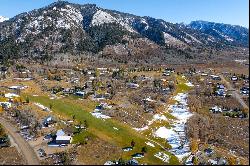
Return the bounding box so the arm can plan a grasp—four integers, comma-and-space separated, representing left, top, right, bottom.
215, 84, 226, 97
187, 147, 228, 165
162, 68, 175, 76
209, 106, 247, 118
0, 85, 27, 109
104, 158, 139, 165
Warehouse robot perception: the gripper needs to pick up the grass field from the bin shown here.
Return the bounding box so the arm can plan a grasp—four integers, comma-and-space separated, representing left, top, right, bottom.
24, 93, 179, 164
175, 75, 192, 94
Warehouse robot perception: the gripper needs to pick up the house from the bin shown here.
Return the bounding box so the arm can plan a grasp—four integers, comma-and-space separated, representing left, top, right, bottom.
56, 129, 65, 136
94, 93, 111, 100
43, 116, 55, 127
161, 88, 171, 95
231, 76, 238, 81
162, 72, 170, 76
43, 134, 53, 141
55, 136, 72, 144
0, 102, 12, 108
97, 68, 108, 75
217, 157, 227, 165
164, 68, 175, 73
240, 87, 249, 95
142, 97, 155, 103
62, 88, 74, 95
128, 159, 139, 165
104, 161, 116, 165
55, 129, 72, 144
37, 148, 46, 157
132, 153, 144, 158
75, 91, 85, 97
122, 146, 133, 152
4, 93, 19, 99
211, 75, 221, 80
201, 73, 208, 76
204, 148, 214, 156
215, 84, 226, 96
9, 85, 27, 90
208, 159, 218, 165
209, 106, 222, 113
217, 84, 225, 90
145, 108, 155, 113
127, 83, 139, 89
0, 66, 8, 74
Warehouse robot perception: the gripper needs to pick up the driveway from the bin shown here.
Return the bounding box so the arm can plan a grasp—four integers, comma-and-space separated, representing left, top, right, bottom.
0, 117, 40, 165
219, 74, 249, 110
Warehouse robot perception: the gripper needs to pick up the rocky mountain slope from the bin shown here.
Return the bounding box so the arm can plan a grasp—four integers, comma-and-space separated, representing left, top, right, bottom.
0, 1, 248, 63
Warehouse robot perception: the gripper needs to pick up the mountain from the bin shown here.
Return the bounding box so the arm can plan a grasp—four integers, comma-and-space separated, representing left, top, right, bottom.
188, 20, 249, 47
0, 1, 248, 63
0, 16, 9, 22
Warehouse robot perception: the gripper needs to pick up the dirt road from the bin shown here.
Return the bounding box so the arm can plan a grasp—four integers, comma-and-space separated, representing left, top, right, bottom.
220, 74, 249, 110
0, 117, 40, 165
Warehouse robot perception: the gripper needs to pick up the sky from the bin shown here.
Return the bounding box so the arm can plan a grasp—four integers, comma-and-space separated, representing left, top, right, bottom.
0, 0, 249, 27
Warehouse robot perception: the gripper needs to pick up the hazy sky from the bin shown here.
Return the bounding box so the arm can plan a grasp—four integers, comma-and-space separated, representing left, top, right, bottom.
0, 0, 249, 27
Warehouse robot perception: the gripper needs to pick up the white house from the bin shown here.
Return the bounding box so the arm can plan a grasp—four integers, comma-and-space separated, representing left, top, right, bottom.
55, 136, 72, 144
231, 76, 238, 81
4, 93, 20, 99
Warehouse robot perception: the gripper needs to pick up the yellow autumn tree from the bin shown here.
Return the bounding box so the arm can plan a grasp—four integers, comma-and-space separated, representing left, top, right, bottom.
228, 156, 237, 165
190, 139, 199, 153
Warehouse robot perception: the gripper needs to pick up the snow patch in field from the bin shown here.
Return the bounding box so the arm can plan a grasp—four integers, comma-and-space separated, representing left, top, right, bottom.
146, 142, 155, 147
154, 127, 177, 139
154, 93, 193, 161
133, 125, 149, 131
185, 82, 194, 87
34, 103, 50, 112
113, 127, 119, 130
153, 114, 167, 121
154, 152, 170, 163
91, 111, 111, 119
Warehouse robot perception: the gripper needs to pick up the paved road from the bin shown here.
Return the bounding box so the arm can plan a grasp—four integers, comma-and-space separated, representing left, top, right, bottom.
0, 117, 40, 165
220, 74, 249, 110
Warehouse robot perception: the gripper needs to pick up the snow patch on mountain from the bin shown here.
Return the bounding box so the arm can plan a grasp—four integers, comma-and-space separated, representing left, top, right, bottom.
60, 5, 83, 25
0, 16, 9, 22
185, 33, 202, 44
163, 32, 185, 46
141, 18, 149, 30
91, 10, 116, 26
213, 28, 234, 41
56, 19, 71, 29
116, 16, 136, 33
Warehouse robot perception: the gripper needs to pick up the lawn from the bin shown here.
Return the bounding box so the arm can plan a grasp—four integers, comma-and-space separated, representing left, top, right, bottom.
175, 75, 192, 94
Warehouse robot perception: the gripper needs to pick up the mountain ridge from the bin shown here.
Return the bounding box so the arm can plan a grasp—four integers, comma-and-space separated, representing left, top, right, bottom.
0, 1, 248, 63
